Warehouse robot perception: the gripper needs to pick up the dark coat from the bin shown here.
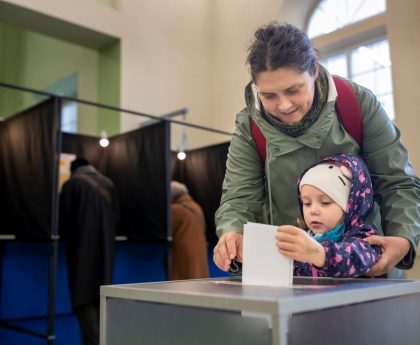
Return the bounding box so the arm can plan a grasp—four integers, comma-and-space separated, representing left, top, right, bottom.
59, 165, 118, 310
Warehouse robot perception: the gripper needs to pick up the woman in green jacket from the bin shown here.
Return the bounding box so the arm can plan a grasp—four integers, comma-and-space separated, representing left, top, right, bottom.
213, 22, 420, 276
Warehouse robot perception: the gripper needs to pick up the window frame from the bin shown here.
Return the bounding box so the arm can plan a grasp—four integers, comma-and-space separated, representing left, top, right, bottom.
306, 0, 387, 39
306, 10, 395, 120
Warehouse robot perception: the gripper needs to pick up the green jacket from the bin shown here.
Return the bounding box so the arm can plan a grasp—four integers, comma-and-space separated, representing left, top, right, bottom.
215, 72, 420, 269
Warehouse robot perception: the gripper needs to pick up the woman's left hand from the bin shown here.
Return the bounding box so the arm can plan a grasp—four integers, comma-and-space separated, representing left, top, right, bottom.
276, 225, 326, 267
365, 235, 411, 276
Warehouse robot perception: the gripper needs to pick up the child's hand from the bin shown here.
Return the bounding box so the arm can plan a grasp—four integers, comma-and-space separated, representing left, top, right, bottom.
275, 225, 326, 267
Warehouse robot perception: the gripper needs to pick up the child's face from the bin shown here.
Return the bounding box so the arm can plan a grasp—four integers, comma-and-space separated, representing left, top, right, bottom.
301, 184, 345, 234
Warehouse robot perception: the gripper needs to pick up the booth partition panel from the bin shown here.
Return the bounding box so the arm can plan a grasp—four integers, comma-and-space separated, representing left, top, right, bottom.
0, 99, 58, 240
62, 122, 171, 242
172, 142, 229, 244
106, 122, 171, 241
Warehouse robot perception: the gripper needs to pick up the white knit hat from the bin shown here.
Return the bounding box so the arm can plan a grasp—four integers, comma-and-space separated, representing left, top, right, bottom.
299, 162, 352, 211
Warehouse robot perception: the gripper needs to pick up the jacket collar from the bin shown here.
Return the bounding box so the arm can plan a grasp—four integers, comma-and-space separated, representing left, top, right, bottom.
72, 165, 98, 177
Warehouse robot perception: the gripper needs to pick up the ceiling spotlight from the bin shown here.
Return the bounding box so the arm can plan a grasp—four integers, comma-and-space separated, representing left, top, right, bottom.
177, 116, 188, 160
99, 130, 109, 147
177, 151, 186, 160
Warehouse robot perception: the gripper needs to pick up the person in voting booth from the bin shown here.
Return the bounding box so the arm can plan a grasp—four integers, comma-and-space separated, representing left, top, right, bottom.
213, 22, 420, 277
170, 181, 209, 280
276, 153, 381, 277
60, 157, 118, 345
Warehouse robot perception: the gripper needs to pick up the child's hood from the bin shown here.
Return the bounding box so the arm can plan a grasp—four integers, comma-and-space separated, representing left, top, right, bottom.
297, 153, 374, 229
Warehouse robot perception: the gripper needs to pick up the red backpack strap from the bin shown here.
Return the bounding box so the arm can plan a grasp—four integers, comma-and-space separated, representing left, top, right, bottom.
332, 75, 363, 146
250, 118, 266, 162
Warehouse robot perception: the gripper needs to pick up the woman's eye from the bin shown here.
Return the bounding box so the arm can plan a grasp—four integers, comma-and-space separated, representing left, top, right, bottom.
262, 94, 275, 99
286, 88, 299, 95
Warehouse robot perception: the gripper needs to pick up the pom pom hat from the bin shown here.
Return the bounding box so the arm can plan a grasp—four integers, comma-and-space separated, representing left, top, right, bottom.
299, 162, 352, 211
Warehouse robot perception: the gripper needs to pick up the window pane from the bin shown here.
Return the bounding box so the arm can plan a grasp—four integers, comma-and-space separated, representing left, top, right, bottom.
375, 67, 392, 95
351, 41, 392, 90
377, 94, 395, 121
352, 40, 391, 76
322, 53, 348, 78
308, 0, 386, 38
61, 101, 78, 133
350, 39, 394, 120
351, 0, 386, 23
352, 72, 376, 92
321, 38, 394, 121
351, 47, 375, 75
308, 2, 393, 120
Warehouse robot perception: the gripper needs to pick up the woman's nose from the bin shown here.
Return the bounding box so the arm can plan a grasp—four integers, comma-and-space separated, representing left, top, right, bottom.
277, 96, 293, 112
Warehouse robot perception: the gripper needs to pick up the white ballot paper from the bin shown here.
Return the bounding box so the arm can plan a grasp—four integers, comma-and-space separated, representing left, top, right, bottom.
242, 222, 293, 287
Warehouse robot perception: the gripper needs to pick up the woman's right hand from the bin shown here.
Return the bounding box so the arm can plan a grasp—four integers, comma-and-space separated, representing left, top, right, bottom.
213, 231, 243, 271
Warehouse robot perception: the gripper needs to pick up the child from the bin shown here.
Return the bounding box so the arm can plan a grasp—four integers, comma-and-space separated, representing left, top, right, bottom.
275, 153, 381, 277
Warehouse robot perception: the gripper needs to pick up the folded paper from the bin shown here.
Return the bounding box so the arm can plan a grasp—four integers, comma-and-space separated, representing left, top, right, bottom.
243, 222, 293, 287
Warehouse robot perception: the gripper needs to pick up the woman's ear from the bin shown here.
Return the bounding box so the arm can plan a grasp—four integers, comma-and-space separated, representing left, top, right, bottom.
251, 83, 261, 111
313, 62, 319, 79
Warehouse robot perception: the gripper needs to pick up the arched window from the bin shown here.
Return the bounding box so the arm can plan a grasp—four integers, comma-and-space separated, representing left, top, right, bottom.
308, 0, 386, 39
307, 0, 394, 120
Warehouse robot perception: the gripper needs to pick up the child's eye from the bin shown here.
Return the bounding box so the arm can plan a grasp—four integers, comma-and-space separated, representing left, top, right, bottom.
303, 202, 311, 207
321, 201, 332, 206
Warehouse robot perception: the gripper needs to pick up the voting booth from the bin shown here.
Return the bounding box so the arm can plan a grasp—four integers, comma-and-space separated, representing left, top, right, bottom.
100, 277, 420, 345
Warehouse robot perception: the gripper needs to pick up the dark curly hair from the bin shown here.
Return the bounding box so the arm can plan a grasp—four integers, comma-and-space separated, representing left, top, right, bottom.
246, 22, 319, 81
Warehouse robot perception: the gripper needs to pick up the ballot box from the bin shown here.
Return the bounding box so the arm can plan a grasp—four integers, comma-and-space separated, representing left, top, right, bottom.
100, 277, 420, 345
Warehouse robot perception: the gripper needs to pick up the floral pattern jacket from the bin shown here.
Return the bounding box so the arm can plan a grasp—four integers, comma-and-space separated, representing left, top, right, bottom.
294, 153, 381, 277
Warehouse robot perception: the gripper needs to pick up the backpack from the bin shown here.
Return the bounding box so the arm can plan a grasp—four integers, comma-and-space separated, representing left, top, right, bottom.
251, 76, 362, 162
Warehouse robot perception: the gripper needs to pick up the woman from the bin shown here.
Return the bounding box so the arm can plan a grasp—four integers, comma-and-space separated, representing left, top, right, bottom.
213, 23, 420, 276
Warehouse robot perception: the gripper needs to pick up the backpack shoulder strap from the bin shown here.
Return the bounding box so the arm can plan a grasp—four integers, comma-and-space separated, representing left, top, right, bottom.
250, 118, 266, 162
250, 75, 363, 163
332, 75, 363, 146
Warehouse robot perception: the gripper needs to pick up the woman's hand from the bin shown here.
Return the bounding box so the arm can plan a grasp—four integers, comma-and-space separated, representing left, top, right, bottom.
276, 225, 326, 267
365, 235, 411, 276
213, 231, 243, 271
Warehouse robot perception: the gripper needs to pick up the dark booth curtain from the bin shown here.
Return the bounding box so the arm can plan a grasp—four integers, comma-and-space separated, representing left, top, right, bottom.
61, 122, 171, 242
0, 120, 9, 233
61, 132, 108, 173
0, 99, 58, 239
106, 122, 171, 241
0, 120, 6, 231
172, 142, 229, 244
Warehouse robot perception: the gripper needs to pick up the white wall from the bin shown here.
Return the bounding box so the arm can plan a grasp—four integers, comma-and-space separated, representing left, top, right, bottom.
387, 0, 420, 279
387, 0, 420, 172
119, 0, 215, 148
0, 0, 124, 38
21, 31, 99, 134
209, 0, 282, 135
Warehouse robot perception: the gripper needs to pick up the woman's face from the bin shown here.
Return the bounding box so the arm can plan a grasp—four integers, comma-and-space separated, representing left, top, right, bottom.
255, 66, 318, 125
